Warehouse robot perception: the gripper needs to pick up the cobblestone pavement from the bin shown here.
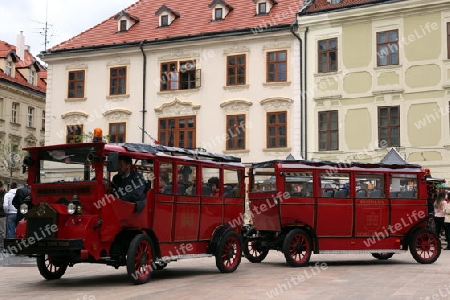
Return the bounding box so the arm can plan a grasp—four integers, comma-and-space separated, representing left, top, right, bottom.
1, 248, 450, 300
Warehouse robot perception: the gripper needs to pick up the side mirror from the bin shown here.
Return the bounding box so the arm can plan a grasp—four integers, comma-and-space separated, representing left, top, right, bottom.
107, 152, 119, 172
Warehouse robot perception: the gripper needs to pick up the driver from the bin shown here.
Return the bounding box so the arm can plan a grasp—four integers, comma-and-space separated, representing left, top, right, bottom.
112, 156, 147, 213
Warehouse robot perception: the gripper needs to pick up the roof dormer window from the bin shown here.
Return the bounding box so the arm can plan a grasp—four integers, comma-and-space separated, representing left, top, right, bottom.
155, 5, 180, 27
208, 0, 233, 21
253, 0, 278, 15
114, 10, 139, 32
215, 8, 223, 20
328, 0, 343, 3
5, 60, 12, 77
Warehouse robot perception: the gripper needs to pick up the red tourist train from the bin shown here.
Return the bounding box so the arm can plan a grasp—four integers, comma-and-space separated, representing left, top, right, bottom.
242, 159, 442, 266
4, 131, 443, 285
5, 129, 245, 284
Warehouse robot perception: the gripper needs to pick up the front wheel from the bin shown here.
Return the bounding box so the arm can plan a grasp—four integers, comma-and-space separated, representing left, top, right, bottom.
215, 231, 242, 273
243, 238, 269, 263
371, 253, 394, 260
283, 229, 312, 267
36, 254, 68, 280
126, 234, 154, 284
409, 228, 441, 264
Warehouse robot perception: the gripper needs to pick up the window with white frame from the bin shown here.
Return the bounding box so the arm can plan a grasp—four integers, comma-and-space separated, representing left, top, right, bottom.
29, 69, 36, 85
5, 61, 12, 77
27, 106, 35, 127
11, 102, 19, 124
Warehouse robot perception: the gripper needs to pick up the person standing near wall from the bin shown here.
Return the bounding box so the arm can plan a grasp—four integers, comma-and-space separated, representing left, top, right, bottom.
3, 182, 18, 239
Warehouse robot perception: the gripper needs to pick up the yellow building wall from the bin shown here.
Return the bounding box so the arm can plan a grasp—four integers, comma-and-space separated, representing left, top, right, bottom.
408, 103, 442, 146
404, 13, 441, 62
344, 108, 372, 149
342, 22, 372, 69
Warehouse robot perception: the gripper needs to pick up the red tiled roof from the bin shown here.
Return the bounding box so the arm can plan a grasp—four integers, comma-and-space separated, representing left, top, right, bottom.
0, 40, 47, 94
49, 0, 303, 52
302, 0, 393, 14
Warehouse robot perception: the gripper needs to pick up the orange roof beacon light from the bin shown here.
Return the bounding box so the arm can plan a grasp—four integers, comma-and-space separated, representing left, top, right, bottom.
93, 128, 103, 142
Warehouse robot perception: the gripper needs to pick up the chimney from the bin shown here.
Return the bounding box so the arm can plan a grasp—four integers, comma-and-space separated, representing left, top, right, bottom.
16, 31, 25, 60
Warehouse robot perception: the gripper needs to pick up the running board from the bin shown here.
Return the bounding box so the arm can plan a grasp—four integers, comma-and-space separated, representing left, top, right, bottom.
158, 253, 213, 263
318, 249, 407, 254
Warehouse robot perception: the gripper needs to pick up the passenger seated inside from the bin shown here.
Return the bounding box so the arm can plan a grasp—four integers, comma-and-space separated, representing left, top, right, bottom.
208, 177, 220, 197
112, 156, 147, 213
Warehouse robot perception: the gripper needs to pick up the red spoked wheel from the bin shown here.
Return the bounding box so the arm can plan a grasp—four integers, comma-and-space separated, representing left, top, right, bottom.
409, 228, 441, 264
36, 254, 68, 280
215, 231, 242, 273
283, 229, 312, 267
243, 238, 269, 263
126, 234, 154, 284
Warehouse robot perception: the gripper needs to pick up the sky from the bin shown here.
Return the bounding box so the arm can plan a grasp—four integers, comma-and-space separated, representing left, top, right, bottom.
0, 0, 138, 58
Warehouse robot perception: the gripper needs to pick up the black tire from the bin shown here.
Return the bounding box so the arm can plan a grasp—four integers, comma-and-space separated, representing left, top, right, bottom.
215, 231, 242, 273
409, 228, 441, 264
243, 238, 269, 263
283, 229, 312, 267
371, 253, 394, 260
126, 234, 154, 284
36, 254, 68, 280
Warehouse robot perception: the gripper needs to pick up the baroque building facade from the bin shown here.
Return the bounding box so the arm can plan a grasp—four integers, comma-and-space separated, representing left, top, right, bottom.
40, 0, 303, 165
298, 0, 450, 181
0, 32, 46, 185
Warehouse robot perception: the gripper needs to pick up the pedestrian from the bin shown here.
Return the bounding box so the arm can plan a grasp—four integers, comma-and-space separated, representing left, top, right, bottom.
434, 191, 448, 245
0, 181, 6, 250
444, 194, 450, 250
3, 182, 18, 239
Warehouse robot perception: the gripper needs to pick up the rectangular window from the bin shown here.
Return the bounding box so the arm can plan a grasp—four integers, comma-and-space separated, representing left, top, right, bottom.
378, 106, 400, 147
318, 38, 337, 73
161, 15, 168, 26
160, 61, 200, 91
226, 115, 246, 150
267, 111, 287, 148
286, 172, 314, 198
377, 30, 399, 66
320, 172, 350, 198
318, 110, 338, 151
27, 106, 35, 127
224, 169, 243, 197
41, 110, 45, 131
109, 122, 126, 143
66, 125, 83, 143
355, 173, 385, 198
390, 174, 417, 198
120, 20, 127, 31
227, 54, 246, 86
179, 60, 197, 90
160, 62, 177, 91
109, 66, 127, 95
158, 116, 196, 149
447, 23, 450, 59
215, 8, 223, 20
267, 50, 287, 82
258, 3, 267, 14
5, 61, 12, 76
29, 70, 36, 85
68, 70, 85, 98
11, 102, 19, 123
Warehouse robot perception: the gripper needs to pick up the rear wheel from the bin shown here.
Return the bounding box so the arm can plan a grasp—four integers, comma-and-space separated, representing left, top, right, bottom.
409, 228, 441, 264
283, 229, 312, 267
371, 253, 394, 260
126, 234, 154, 284
243, 238, 269, 263
36, 254, 68, 280
215, 231, 242, 273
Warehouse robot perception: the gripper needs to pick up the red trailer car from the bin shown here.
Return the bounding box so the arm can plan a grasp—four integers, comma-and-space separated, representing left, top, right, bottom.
243, 159, 442, 266
5, 131, 245, 284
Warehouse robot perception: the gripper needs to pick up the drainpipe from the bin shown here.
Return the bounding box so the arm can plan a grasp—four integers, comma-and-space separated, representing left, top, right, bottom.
290, 21, 304, 160
139, 41, 147, 143
304, 27, 308, 160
